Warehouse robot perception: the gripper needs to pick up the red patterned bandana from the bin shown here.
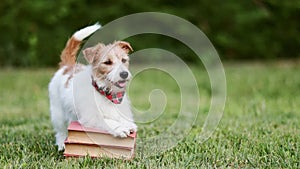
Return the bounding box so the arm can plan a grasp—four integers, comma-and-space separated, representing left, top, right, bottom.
92, 78, 125, 104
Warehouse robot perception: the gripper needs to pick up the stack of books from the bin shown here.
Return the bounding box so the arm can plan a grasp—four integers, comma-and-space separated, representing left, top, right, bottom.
64, 121, 136, 159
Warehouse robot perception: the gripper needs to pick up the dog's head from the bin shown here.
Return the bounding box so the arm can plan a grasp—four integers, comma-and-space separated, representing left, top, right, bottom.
83, 41, 133, 92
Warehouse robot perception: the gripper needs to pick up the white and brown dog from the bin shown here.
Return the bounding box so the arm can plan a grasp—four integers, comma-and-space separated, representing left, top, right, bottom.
49, 23, 137, 150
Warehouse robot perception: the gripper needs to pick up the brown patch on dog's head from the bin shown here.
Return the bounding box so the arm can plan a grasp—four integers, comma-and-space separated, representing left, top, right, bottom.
83, 41, 133, 80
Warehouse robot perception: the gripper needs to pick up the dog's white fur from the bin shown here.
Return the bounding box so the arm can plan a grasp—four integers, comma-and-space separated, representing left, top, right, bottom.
49, 23, 137, 150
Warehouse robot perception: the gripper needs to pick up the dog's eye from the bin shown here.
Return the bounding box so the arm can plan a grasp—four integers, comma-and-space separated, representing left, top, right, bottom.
103, 60, 112, 65
121, 58, 127, 63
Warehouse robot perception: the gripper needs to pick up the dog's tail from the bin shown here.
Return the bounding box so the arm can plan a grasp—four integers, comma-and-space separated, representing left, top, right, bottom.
59, 23, 101, 67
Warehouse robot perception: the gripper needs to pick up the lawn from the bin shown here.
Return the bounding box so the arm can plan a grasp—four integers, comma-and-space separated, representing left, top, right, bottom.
0, 61, 299, 168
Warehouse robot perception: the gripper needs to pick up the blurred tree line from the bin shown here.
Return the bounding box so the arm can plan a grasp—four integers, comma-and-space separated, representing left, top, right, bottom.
0, 0, 299, 67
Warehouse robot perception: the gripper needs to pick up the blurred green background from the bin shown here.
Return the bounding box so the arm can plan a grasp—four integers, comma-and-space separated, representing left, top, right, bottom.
0, 0, 299, 67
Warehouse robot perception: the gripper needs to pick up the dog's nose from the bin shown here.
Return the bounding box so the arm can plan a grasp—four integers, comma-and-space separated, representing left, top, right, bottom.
120, 71, 128, 79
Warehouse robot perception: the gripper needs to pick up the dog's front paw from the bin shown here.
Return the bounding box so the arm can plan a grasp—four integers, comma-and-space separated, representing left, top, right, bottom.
127, 122, 137, 133
112, 126, 133, 138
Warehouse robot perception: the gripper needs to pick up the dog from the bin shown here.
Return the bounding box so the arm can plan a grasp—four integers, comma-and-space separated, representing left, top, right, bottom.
49, 23, 137, 150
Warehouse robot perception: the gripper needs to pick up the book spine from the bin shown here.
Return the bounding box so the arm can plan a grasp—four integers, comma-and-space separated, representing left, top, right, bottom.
64, 141, 133, 150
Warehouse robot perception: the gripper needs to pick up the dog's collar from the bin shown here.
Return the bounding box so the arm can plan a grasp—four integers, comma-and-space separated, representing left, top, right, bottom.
91, 77, 125, 104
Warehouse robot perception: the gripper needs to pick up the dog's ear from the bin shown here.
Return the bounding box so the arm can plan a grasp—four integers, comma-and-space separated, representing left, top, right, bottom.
83, 47, 94, 64
83, 43, 104, 64
116, 41, 133, 54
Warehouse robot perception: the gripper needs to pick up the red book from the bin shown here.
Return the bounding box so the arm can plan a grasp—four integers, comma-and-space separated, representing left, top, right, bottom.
64, 121, 136, 159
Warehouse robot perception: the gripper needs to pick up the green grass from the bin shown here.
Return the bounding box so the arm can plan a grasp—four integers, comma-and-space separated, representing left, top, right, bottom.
0, 62, 299, 168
